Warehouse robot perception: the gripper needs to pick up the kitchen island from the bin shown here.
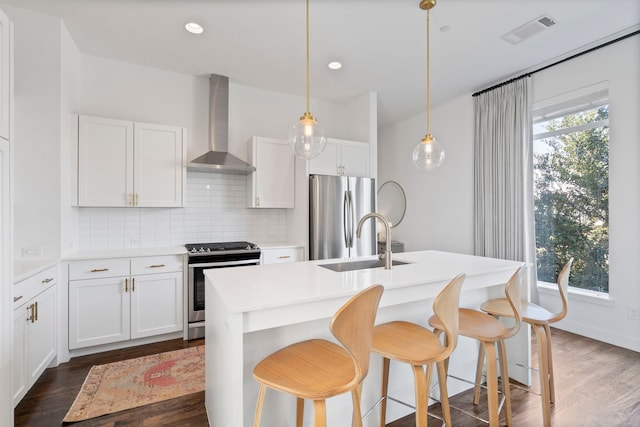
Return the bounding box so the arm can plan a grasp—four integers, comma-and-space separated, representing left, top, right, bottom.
204, 250, 527, 427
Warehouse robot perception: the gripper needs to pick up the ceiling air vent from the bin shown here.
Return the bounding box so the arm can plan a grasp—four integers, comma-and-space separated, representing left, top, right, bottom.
501, 14, 557, 45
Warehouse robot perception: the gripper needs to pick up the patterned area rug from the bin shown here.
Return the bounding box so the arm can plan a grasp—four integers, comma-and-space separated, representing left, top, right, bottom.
63, 345, 205, 423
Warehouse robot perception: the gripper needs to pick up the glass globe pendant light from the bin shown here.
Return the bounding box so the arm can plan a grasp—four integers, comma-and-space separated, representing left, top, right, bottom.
413, 0, 445, 170
289, 0, 326, 159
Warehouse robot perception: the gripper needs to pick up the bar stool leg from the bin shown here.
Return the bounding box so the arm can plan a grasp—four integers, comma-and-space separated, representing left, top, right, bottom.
533, 324, 551, 427
380, 357, 390, 427
254, 384, 267, 427
483, 341, 500, 427
436, 360, 452, 427
544, 324, 556, 403
352, 384, 364, 427
473, 343, 485, 405
313, 400, 327, 427
296, 398, 304, 427
412, 363, 433, 427
497, 339, 513, 426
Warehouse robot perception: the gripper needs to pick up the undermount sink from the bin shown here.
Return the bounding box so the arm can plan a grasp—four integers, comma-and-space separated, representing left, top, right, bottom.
320, 259, 411, 272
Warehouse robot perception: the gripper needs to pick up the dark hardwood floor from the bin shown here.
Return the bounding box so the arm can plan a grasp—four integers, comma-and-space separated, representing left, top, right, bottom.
14, 329, 640, 426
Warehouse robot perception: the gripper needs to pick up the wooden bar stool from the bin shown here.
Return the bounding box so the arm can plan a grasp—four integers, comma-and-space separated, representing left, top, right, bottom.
429, 266, 523, 427
252, 284, 384, 427
480, 258, 573, 427
369, 274, 465, 427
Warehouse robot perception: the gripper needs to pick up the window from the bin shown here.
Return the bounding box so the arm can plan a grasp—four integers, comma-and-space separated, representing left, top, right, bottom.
532, 87, 609, 293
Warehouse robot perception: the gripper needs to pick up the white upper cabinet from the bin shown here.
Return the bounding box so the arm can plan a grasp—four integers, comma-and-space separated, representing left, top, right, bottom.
247, 137, 295, 208
0, 10, 10, 141
308, 138, 370, 177
77, 115, 185, 207
134, 122, 185, 207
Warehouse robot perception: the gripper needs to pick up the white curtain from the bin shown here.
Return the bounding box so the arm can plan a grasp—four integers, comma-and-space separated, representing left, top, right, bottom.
473, 77, 538, 301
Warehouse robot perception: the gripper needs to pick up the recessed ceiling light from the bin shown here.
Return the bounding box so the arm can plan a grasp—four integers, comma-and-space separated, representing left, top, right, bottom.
328, 61, 342, 70
185, 22, 204, 34
440, 25, 451, 32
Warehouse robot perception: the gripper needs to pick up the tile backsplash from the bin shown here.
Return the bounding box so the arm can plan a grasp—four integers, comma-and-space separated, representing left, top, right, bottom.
78, 171, 288, 250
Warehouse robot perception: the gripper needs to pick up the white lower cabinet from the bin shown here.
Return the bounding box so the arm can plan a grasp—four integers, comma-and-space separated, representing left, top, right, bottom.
68, 255, 183, 350
13, 266, 57, 407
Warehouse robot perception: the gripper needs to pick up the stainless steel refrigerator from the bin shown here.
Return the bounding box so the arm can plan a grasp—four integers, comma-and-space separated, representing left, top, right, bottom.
309, 174, 377, 260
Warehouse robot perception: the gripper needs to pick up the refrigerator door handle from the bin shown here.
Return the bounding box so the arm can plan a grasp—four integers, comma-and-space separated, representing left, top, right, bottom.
343, 191, 350, 248
347, 190, 355, 248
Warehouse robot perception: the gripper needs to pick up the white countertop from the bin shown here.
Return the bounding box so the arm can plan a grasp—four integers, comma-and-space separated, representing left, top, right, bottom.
206, 250, 523, 314
61, 246, 187, 261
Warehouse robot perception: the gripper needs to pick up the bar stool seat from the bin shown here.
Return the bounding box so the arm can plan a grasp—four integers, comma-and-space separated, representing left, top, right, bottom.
429, 267, 523, 427
252, 284, 384, 427
480, 258, 573, 427
370, 274, 465, 427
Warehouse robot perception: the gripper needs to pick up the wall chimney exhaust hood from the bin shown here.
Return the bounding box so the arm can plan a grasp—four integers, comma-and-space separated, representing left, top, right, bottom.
187, 75, 256, 175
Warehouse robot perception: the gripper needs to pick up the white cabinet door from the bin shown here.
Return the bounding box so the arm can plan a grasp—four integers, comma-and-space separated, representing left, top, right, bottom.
130, 271, 183, 339
341, 140, 370, 178
247, 137, 295, 208
12, 305, 26, 406
308, 139, 370, 177
78, 116, 134, 207
134, 123, 184, 207
26, 285, 56, 386
69, 276, 130, 349
0, 10, 10, 141
308, 139, 340, 175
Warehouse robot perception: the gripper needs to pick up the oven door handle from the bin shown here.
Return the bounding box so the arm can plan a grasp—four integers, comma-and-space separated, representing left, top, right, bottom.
189, 259, 259, 268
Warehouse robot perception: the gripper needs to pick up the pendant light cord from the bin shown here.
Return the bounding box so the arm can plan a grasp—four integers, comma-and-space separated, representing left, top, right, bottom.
306, 0, 310, 114
426, 8, 431, 134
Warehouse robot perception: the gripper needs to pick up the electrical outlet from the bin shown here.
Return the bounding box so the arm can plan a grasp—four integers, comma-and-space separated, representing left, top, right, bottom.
628, 307, 640, 320
21, 246, 43, 257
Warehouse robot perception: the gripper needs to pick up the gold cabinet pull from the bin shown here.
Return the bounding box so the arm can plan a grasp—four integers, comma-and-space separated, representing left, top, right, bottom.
90, 268, 109, 273
27, 304, 35, 323
125, 278, 129, 292
132, 277, 135, 292
136, 193, 139, 206
278, 255, 291, 259
42, 277, 54, 284
128, 193, 133, 206
14, 295, 23, 303
35, 301, 38, 321
149, 264, 166, 268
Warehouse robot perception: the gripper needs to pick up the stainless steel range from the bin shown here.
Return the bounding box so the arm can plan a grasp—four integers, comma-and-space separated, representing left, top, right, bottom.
185, 241, 261, 339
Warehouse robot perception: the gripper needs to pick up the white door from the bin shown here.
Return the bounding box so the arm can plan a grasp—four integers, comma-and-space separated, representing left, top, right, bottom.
69, 277, 131, 349
134, 122, 184, 207
27, 286, 56, 385
130, 272, 183, 339
340, 140, 370, 178
78, 116, 134, 206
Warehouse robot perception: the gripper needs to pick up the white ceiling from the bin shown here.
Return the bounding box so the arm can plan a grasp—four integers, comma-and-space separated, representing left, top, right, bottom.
4, 0, 640, 127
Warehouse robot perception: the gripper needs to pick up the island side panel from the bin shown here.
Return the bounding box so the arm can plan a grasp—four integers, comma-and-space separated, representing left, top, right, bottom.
205, 282, 245, 426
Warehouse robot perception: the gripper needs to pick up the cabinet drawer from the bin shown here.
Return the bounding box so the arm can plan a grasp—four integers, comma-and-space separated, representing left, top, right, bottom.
261, 247, 302, 264
13, 265, 57, 309
131, 255, 183, 275
69, 258, 130, 280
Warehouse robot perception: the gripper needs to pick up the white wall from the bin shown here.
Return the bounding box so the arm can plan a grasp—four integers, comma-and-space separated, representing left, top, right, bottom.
378, 94, 475, 254
379, 35, 640, 352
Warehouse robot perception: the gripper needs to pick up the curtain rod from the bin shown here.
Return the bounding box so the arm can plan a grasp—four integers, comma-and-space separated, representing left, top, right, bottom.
472, 28, 640, 97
